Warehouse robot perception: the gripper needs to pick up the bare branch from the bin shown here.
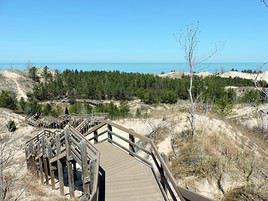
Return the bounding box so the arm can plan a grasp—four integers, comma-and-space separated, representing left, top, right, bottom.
178, 22, 217, 138
261, 0, 268, 8
254, 62, 268, 97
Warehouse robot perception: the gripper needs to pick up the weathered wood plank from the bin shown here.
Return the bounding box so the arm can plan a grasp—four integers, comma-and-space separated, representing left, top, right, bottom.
56, 134, 64, 196
80, 140, 90, 194
65, 126, 75, 198
41, 137, 49, 185
160, 153, 168, 193
37, 142, 44, 184
47, 142, 55, 189
95, 142, 164, 201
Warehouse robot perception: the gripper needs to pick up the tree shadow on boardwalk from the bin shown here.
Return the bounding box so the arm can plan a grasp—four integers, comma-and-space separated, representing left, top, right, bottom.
98, 167, 106, 201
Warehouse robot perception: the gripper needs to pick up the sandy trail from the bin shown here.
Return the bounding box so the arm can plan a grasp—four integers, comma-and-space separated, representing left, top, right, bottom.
1, 70, 28, 100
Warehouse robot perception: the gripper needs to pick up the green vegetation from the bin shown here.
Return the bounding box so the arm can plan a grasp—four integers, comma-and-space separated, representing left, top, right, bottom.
28, 66, 39, 82
42, 103, 60, 117
231, 68, 263, 74
223, 185, 267, 201
30, 70, 261, 105
241, 69, 263, 74
42, 66, 53, 83
1, 69, 267, 118
135, 108, 142, 118
7, 120, 16, 132
215, 90, 234, 115
0, 90, 17, 110
69, 101, 130, 119
241, 89, 261, 103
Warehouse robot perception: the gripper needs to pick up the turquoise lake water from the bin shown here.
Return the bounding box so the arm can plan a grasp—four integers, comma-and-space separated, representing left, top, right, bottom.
0, 62, 266, 73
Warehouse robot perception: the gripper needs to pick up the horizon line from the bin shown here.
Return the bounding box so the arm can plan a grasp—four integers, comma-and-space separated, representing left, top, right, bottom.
0, 61, 267, 64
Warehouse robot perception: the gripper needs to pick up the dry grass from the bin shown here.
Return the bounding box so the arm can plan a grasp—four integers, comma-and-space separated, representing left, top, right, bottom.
223, 185, 268, 201
150, 126, 170, 145
169, 127, 268, 199
22, 174, 48, 197
169, 130, 227, 181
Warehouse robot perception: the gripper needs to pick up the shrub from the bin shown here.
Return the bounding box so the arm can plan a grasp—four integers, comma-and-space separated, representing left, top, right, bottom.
0, 90, 17, 110
18, 97, 26, 112
24, 100, 42, 115
215, 94, 233, 114
241, 89, 261, 103
42, 103, 52, 116
69, 102, 83, 114
135, 108, 142, 118
7, 120, 16, 132
160, 90, 177, 104
223, 186, 267, 201
28, 66, 39, 82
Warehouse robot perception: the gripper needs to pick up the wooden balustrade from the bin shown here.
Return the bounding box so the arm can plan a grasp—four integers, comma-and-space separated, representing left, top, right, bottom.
25, 118, 211, 201
25, 124, 100, 200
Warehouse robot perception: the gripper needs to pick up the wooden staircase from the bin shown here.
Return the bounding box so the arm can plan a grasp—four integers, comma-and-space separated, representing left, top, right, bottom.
25, 117, 212, 201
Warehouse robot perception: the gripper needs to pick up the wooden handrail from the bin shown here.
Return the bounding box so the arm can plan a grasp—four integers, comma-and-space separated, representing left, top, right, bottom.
178, 187, 212, 201
25, 123, 100, 201
88, 120, 186, 201
84, 121, 107, 137
150, 142, 185, 201
104, 120, 151, 143
25, 129, 55, 145
25, 118, 211, 201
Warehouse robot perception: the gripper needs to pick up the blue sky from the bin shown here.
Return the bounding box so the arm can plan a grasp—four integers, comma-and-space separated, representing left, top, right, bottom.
0, 0, 268, 63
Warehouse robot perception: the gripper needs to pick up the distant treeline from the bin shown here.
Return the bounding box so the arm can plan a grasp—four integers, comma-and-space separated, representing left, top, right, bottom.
29, 69, 264, 104
231, 68, 263, 74
1, 69, 268, 118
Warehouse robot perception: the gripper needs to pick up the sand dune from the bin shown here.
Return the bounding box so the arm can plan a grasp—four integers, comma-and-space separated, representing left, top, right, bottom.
159, 70, 268, 82
0, 70, 33, 100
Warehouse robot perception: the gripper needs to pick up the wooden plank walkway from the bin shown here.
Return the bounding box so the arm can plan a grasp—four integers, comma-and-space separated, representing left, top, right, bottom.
25, 118, 212, 201
95, 142, 164, 201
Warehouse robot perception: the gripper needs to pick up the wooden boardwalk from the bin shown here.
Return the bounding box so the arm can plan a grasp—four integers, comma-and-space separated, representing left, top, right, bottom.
95, 142, 164, 201
25, 117, 212, 201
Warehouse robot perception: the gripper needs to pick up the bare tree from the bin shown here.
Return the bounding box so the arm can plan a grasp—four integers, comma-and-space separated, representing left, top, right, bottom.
261, 0, 268, 8
179, 23, 217, 138
253, 63, 268, 134
0, 124, 28, 201
0, 132, 15, 201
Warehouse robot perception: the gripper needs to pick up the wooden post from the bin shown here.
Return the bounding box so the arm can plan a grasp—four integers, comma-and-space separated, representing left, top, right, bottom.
107, 124, 113, 142
80, 140, 90, 194
160, 153, 168, 193
47, 142, 55, 189
41, 137, 49, 185
65, 126, 75, 198
32, 144, 39, 178
89, 158, 96, 193
28, 144, 33, 171
94, 130, 98, 144
28, 142, 34, 172
37, 142, 44, 184
56, 134, 64, 196
129, 134, 135, 156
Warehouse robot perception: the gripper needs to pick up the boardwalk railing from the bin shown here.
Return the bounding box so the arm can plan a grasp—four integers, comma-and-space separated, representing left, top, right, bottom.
26, 114, 107, 130
25, 119, 212, 201
25, 125, 100, 201
82, 120, 189, 201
